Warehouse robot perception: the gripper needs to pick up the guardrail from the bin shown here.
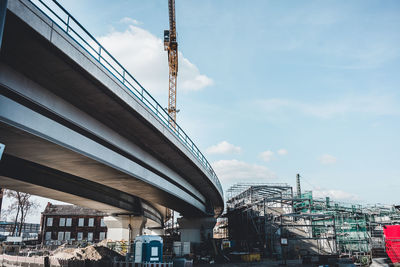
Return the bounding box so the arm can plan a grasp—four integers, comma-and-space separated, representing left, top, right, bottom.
28, 0, 222, 196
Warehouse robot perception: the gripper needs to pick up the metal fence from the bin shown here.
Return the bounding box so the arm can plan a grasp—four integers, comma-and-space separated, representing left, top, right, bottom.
28, 0, 222, 196
0, 255, 176, 267
112, 262, 173, 267
0, 254, 45, 266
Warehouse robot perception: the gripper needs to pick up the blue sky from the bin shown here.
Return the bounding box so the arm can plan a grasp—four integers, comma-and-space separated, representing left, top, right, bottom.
4, 0, 400, 222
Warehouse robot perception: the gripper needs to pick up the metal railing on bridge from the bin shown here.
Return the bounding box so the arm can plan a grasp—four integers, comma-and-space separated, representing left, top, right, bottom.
28, 0, 222, 196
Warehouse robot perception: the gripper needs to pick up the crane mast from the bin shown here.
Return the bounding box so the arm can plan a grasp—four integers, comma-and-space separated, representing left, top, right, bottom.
164, 0, 178, 128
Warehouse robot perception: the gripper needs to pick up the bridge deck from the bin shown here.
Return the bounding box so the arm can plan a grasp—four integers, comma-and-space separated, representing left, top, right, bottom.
0, 0, 223, 218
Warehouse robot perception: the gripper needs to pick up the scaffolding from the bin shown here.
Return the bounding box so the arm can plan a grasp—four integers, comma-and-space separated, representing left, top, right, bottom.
225, 183, 293, 255
292, 193, 370, 255
224, 183, 400, 260
280, 213, 337, 257
226, 183, 293, 210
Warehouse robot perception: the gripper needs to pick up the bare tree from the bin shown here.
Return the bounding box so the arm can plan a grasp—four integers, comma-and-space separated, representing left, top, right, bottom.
4, 189, 39, 236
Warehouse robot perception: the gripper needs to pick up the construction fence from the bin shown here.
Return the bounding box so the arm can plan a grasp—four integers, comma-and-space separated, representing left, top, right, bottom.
0, 254, 176, 267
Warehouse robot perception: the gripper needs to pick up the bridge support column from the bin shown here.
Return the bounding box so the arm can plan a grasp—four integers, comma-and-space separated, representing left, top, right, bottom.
144, 228, 165, 236
178, 217, 216, 243
103, 215, 146, 242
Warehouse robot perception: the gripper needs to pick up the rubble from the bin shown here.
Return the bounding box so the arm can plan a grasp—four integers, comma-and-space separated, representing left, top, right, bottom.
51, 242, 123, 261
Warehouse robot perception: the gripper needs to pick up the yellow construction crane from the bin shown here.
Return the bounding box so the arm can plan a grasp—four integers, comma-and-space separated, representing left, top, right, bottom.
164, 0, 178, 128
163, 0, 178, 229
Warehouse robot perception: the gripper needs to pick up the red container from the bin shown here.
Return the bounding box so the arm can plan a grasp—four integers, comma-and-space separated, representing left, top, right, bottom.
383, 225, 400, 263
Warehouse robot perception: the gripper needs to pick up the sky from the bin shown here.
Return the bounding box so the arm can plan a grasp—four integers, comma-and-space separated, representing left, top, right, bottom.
3, 0, 400, 223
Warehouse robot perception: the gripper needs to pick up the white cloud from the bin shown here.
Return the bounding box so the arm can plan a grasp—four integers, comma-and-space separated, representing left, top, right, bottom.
120, 17, 142, 25
206, 141, 241, 155
277, 149, 288, 155
179, 57, 214, 91
313, 189, 359, 202
212, 160, 276, 189
259, 150, 274, 162
257, 94, 399, 119
319, 154, 337, 165
95, 23, 213, 97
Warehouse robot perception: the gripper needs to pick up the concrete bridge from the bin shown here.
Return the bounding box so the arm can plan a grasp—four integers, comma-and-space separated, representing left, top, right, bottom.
0, 0, 223, 241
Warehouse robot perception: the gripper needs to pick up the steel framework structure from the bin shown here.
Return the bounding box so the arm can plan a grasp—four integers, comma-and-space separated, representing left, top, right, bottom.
225, 183, 400, 261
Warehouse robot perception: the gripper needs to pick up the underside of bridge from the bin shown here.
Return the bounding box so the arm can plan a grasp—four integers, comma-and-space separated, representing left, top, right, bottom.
0, 0, 223, 233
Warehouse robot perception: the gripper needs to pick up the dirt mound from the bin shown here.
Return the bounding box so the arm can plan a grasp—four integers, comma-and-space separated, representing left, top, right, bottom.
52, 244, 123, 261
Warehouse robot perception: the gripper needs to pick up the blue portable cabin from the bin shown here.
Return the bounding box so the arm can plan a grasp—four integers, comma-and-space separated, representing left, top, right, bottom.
133, 235, 163, 263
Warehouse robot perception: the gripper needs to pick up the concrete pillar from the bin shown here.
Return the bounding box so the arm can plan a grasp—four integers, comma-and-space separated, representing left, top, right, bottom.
103, 215, 146, 242
143, 228, 165, 236
178, 217, 216, 243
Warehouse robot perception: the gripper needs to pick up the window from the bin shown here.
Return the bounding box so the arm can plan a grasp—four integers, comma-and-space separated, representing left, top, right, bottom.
100, 218, 106, 227
59, 218, 65, 227
151, 246, 158, 256
65, 232, 71, 241
88, 218, 94, 227
66, 218, 72, 227
78, 218, 84, 227
58, 232, 64, 241
47, 217, 53, 227
45, 232, 52, 240
87, 232, 93, 241
77, 232, 83, 241
99, 232, 106, 240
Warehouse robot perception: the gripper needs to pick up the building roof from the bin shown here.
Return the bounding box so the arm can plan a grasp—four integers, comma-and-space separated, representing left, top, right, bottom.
42, 203, 106, 216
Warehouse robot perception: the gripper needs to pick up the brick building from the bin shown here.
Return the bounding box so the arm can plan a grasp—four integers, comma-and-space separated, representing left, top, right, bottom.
40, 203, 107, 245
